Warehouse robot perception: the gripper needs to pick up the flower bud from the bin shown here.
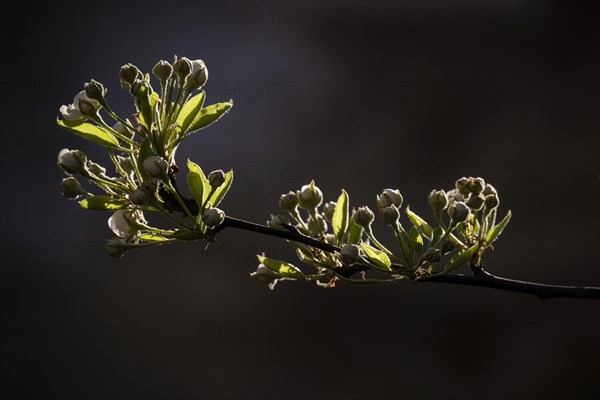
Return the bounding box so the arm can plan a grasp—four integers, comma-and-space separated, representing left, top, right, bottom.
448, 201, 470, 223
297, 181, 323, 210
108, 210, 138, 238
340, 244, 360, 265
422, 247, 441, 263
173, 56, 192, 79
185, 59, 208, 90
308, 214, 327, 236
84, 79, 107, 102
130, 79, 145, 97
482, 184, 497, 197
468, 177, 485, 195
380, 206, 399, 225
267, 214, 290, 230
428, 190, 448, 213
61, 177, 87, 199
455, 177, 470, 195
142, 156, 169, 179
324, 234, 336, 245
208, 169, 226, 188
446, 189, 464, 206
279, 191, 299, 212
483, 194, 499, 214
113, 121, 134, 139
440, 239, 455, 255
130, 188, 150, 205
466, 194, 485, 211
57, 148, 87, 174
120, 63, 142, 88
87, 162, 107, 177
202, 207, 225, 228
105, 237, 131, 258
152, 60, 173, 83
354, 206, 375, 229
377, 188, 403, 209
322, 201, 336, 222
250, 264, 280, 289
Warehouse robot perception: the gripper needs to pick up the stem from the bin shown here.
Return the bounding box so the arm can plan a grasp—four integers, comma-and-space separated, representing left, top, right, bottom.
164, 181, 196, 223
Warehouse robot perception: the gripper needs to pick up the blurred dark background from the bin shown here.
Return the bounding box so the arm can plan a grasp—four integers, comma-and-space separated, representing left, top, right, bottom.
1, 1, 599, 399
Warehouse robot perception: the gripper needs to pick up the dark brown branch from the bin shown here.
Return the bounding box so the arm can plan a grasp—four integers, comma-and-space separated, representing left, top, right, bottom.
219, 216, 600, 300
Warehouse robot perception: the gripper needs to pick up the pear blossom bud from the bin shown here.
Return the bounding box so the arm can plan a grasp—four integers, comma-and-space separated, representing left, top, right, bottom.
78, 97, 98, 116
57, 148, 87, 174
142, 156, 169, 179
120, 63, 141, 88
279, 191, 298, 212
173, 57, 192, 79
380, 206, 399, 225
108, 210, 137, 238
202, 207, 225, 228
323, 201, 336, 222
113, 121, 134, 139
143, 181, 158, 194
448, 201, 470, 223
308, 214, 327, 236
185, 59, 208, 90
106, 237, 131, 258
250, 264, 280, 289
208, 169, 226, 188
61, 177, 87, 199
466, 194, 485, 211
428, 190, 448, 213
456, 177, 470, 195
297, 181, 323, 210
482, 184, 498, 197
267, 214, 290, 230
87, 162, 107, 177
354, 206, 375, 229
483, 194, 499, 214
376, 188, 403, 209
422, 247, 441, 263
468, 177, 485, 195
152, 60, 173, 83
130, 79, 145, 97
130, 188, 150, 205
440, 239, 455, 255
340, 244, 360, 265
84, 79, 107, 102
446, 189, 464, 206
324, 234, 336, 245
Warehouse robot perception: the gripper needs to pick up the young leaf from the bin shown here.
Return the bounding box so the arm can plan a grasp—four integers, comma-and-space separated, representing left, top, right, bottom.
79, 196, 128, 210
360, 242, 392, 271
405, 206, 433, 239
169, 229, 203, 241
187, 101, 233, 134
346, 217, 363, 245
207, 169, 233, 207
176, 91, 206, 133
409, 226, 423, 254
431, 226, 443, 246
138, 233, 167, 242
332, 189, 349, 244
443, 244, 479, 272
485, 210, 512, 245
257, 255, 306, 281
57, 119, 121, 149
138, 86, 157, 130
186, 159, 210, 207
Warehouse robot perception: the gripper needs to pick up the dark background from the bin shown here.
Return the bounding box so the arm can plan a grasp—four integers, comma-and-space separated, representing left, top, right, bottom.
1, 1, 599, 399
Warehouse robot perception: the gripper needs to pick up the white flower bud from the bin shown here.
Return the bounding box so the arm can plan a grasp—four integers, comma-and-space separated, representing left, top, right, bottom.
483, 194, 499, 215
173, 56, 192, 79
108, 210, 137, 238
428, 190, 448, 213
142, 156, 169, 179
113, 121, 134, 139
376, 188, 403, 209
446, 189, 464, 206
152, 60, 173, 83
59, 90, 99, 120
466, 194, 485, 211
468, 177, 485, 195
455, 177, 470, 195
84, 79, 107, 102
448, 201, 470, 223
380, 206, 399, 225
130, 188, 150, 205
324, 234, 336, 245
340, 244, 360, 265
57, 148, 87, 174
297, 180, 323, 210
482, 184, 498, 197
422, 247, 441, 263
202, 207, 225, 228
354, 206, 375, 229
308, 214, 327, 236
279, 191, 299, 212
61, 177, 87, 199
322, 201, 336, 222
267, 214, 290, 230
185, 59, 208, 90
119, 63, 142, 88
208, 169, 226, 188
250, 264, 281, 289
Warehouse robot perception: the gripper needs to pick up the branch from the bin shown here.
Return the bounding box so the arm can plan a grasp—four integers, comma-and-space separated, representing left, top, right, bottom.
219, 216, 600, 300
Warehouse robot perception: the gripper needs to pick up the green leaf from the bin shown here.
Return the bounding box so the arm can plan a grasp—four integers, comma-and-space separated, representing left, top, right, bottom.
187, 101, 233, 134
485, 210, 512, 245
57, 119, 121, 149
431, 227, 443, 246
346, 217, 363, 244
176, 91, 206, 133
444, 244, 479, 272
409, 226, 423, 254
186, 159, 210, 207
169, 229, 203, 241
138, 233, 167, 242
406, 206, 433, 239
332, 189, 349, 244
138, 87, 158, 130
360, 242, 392, 271
208, 169, 233, 207
257, 255, 306, 281
79, 196, 128, 211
